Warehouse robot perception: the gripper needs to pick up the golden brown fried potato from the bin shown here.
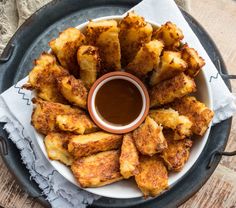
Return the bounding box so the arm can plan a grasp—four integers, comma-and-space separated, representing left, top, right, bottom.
77, 45, 101, 88
86, 20, 121, 72
161, 130, 193, 171
68, 132, 122, 158
120, 133, 139, 179
133, 116, 167, 156
56, 114, 98, 135
126, 40, 164, 78
45, 132, 73, 166
24, 52, 69, 103
119, 12, 153, 66
150, 51, 187, 86
31, 98, 84, 135
149, 108, 192, 140
135, 155, 168, 197
170, 96, 214, 136
181, 44, 205, 77
152, 21, 183, 49
150, 72, 196, 107
71, 150, 123, 187
49, 27, 86, 77
57, 75, 88, 109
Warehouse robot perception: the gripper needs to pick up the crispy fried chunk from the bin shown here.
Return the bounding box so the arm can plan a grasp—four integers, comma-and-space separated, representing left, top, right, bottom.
126, 40, 164, 78
49, 27, 86, 76
133, 116, 167, 156
120, 133, 139, 179
119, 12, 153, 66
86, 20, 121, 72
181, 44, 205, 77
135, 155, 168, 197
161, 130, 193, 171
56, 114, 98, 135
57, 75, 88, 109
77, 45, 101, 88
170, 96, 214, 136
149, 108, 192, 140
150, 51, 187, 85
45, 132, 73, 166
31, 98, 84, 135
152, 21, 183, 49
71, 150, 123, 187
150, 72, 196, 107
24, 53, 69, 103
68, 132, 122, 158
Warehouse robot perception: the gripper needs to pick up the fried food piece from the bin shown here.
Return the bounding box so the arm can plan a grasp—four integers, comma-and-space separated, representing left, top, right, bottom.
57, 75, 88, 109
133, 116, 167, 156
86, 20, 121, 72
126, 40, 164, 78
71, 150, 123, 187
152, 21, 183, 49
171, 96, 214, 136
45, 132, 73, 166
24, 52, 69, 103
135, 155, 168, 197
161, 130, 193, 171
49, 27, 86, 77
31, 98, 84, 135
77, 45, 101, 88
68, 132, 122, 158
119, 12, 153, 66
120, 133, 139, 179
150, 72, 196, 107
149, 108, 192, 140
56, 114, 98, 135
150, 51, 187, 86
181, 44, 205, 77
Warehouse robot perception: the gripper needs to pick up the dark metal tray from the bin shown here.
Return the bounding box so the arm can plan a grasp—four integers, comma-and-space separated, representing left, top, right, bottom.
0, 0, 233, 208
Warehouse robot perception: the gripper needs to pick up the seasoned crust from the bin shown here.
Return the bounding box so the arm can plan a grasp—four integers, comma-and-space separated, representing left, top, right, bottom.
120, 133, 139, 179
150, 51, 187, 86
77, 45, 101, 88
68, 132, 122, 158
56, 114, 98, 135
57, 75, 88, 109
23, 52, 69, 103
149, 108, 192, 140
170, 96, 214, 136
133, 116, 167, 156
86, 20, 121, 72
161, 130, 193, 171
45, 132, 74, 166
135, 155, 168, 197
31, 98, 84, 135
152, 21, 184, 49
49, 27, 86, 77
181, 44, 205, 77
71, 150, 123, 188
119, 12, 153, 66
150, 72, 196, 107
126, 40, 164, 78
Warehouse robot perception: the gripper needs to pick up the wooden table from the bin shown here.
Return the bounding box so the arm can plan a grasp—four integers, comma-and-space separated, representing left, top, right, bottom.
0, 0, 236, 207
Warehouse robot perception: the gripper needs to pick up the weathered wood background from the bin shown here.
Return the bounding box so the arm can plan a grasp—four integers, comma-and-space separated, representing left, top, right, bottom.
0, 0, 236, 207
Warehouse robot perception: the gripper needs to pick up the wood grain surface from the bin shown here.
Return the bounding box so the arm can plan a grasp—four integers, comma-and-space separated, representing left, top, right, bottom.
0, 0, 236, 207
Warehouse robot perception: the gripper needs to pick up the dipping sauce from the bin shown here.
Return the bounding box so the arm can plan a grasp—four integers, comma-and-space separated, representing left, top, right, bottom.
95, 79, 143, 126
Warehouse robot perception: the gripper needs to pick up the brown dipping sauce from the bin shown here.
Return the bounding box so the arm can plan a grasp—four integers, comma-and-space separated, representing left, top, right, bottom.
95, 79, 143, 126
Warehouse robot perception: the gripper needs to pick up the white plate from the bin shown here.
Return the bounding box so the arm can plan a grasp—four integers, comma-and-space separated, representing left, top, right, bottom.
34, 15, 213, 199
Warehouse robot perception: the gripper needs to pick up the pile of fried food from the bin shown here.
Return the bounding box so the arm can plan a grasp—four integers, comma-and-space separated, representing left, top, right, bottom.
23, 12, 214, 197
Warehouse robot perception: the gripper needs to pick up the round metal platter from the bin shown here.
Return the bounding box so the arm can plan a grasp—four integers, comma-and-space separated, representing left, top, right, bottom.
0, 0, 232, 208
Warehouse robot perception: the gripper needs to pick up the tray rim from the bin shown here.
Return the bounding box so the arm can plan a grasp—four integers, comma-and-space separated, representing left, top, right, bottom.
0, 0, 232, 207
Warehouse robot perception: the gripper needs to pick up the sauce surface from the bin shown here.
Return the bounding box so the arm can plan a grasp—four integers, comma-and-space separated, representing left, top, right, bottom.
95, 79, 143, 126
